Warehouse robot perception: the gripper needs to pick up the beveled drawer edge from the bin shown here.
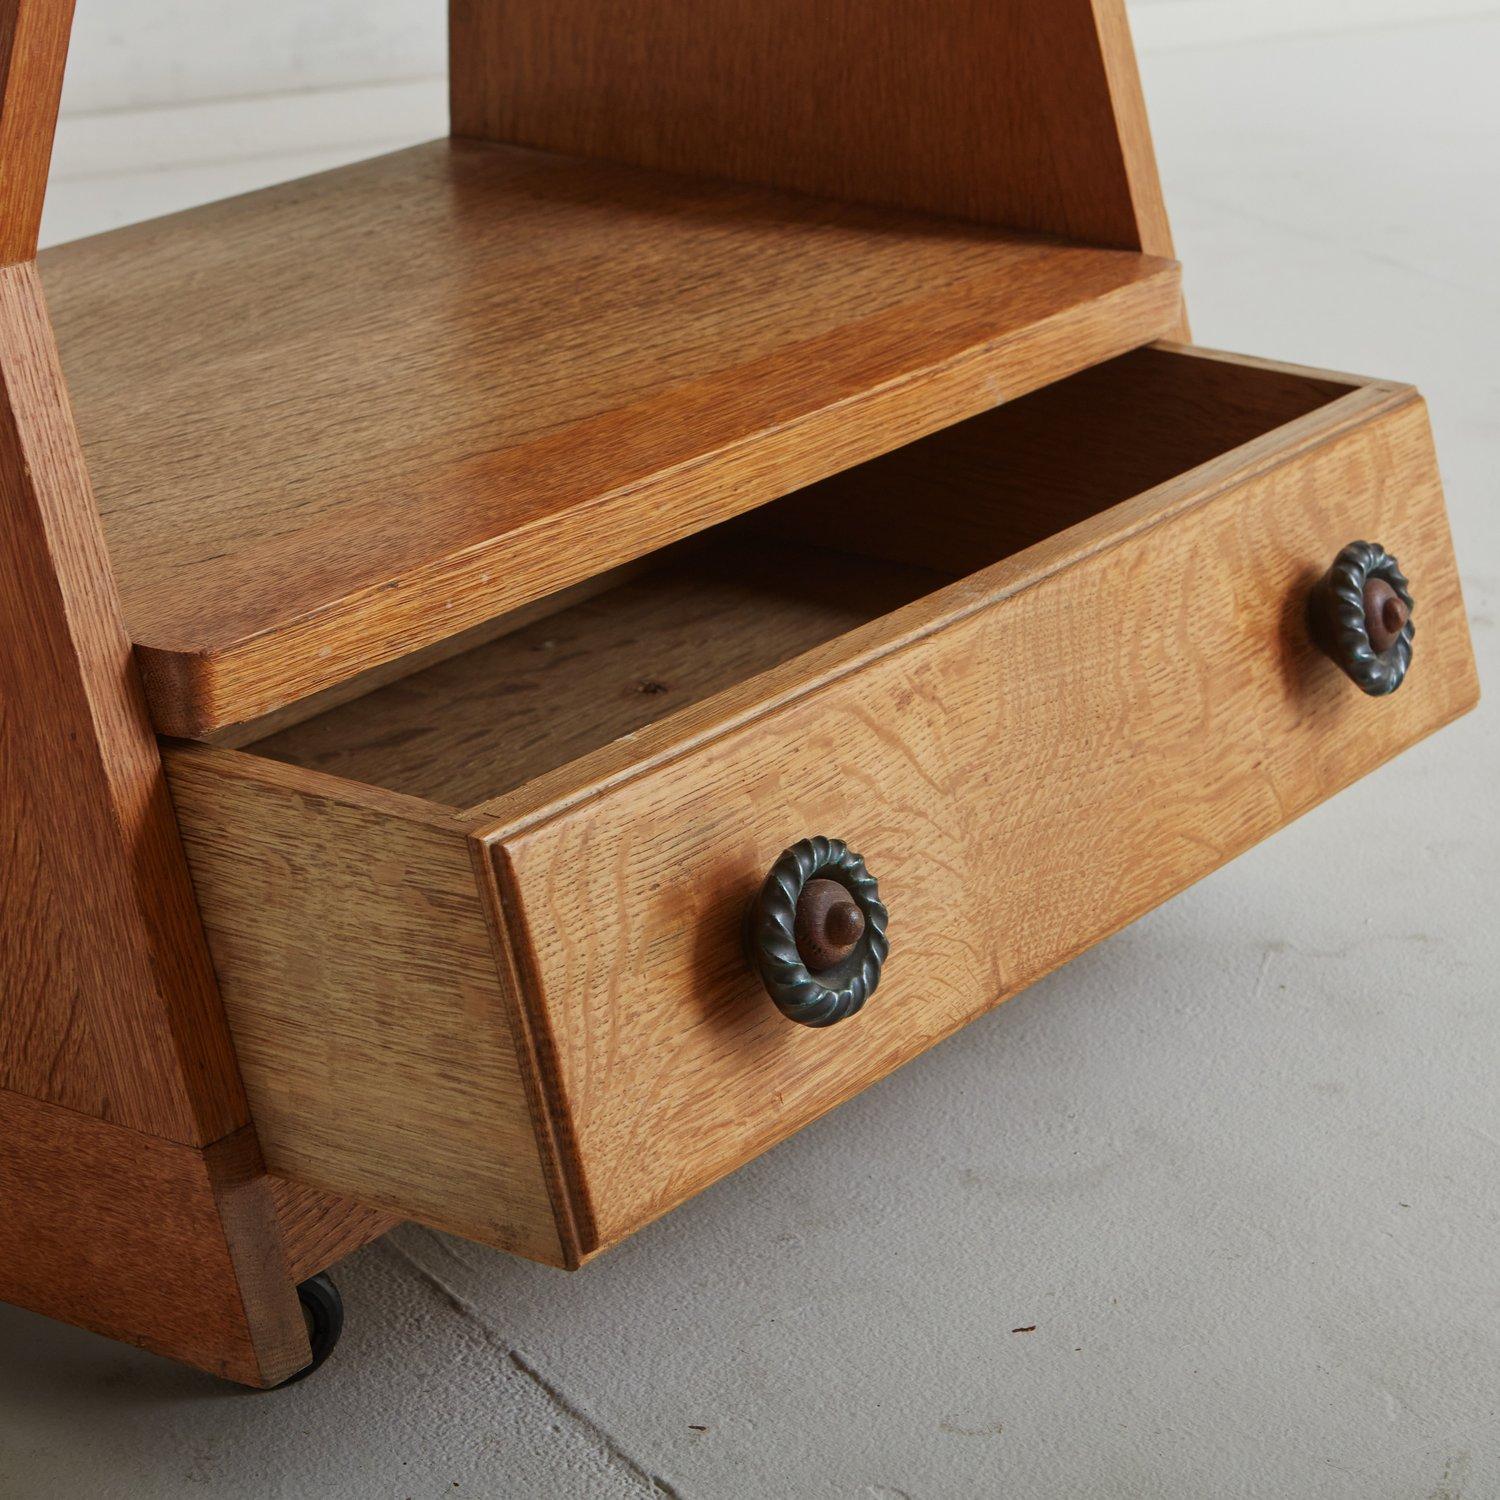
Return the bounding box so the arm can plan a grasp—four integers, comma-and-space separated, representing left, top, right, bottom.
467, 835, 594, 1269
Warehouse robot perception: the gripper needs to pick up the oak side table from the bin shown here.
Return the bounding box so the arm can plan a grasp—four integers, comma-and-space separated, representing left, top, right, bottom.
0, 0, 1477, 1385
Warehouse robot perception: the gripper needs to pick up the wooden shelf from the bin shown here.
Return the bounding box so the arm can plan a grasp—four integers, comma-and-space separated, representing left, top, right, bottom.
39, 139, 1182, 736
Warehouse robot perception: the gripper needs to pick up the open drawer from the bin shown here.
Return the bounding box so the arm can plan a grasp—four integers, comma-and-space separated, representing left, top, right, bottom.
163, 344, 1479, 1268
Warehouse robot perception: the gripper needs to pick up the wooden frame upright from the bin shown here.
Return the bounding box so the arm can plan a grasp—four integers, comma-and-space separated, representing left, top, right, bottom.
0, 0, 391, 1386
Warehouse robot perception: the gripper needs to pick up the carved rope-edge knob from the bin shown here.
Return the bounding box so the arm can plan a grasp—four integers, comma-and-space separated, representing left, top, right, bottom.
745, 837, 889, 1027
1308, 540, 1415, 697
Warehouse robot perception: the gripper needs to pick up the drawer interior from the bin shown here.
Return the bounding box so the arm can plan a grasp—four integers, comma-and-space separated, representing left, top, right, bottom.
250, 346, 1356, 809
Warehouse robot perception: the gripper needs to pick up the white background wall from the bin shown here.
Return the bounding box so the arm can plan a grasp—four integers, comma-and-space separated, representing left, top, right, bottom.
41, 0, 1500, 246
53, 0, 1500, 114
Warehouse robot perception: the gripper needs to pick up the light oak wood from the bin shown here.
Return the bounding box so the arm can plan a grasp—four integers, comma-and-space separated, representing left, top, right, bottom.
165, 745, 573, 1265
207, 558, 661, 751
484, 381, 1478, 1253
0, 1087, 310, 1386
267, 1178, 401, 1285
450, 0, 1175, 256
2, 0, 1197, 1380
23, 0, 1462, 1389
0, 0, 72, 265
255, 539, 950, 809
182, 349, 1477, 1264
461, 349, 1403, 830
1092, 0, 1176, 260
38, 138, 1181, 736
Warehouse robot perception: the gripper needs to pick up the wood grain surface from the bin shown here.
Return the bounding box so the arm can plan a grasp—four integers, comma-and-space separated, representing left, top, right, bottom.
0, 259, 246, 1144
451, 0, 1176, 255
208, 559, 660, 751
0, 1088, 309, 1386
0, 0, 73, 265
38, 138, 1180, 735
256, 539, 950, 808
483, 383, 1478, 1253
256, 348, 1354, 810
747, 344, 1356, 575
165, 745, 572, 1264
267, 1177, 401, 1285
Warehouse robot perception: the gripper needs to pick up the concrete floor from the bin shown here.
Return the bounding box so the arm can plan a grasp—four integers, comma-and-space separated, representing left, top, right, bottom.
3, 14, 1498, 1499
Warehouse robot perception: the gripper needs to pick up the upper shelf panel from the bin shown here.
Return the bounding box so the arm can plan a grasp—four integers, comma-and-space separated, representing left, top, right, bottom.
40, 139, 1181, 736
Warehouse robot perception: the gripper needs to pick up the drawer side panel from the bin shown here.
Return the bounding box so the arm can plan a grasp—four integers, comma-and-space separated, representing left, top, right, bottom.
500, 394, 1478, 1252
167, 746, 565, 1264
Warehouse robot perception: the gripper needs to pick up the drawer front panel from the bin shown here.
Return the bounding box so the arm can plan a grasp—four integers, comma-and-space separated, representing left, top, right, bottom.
495, 387, 1477, 1255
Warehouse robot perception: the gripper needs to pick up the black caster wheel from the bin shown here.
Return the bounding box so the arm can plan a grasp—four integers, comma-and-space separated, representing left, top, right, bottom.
275, 1273, 344, 1387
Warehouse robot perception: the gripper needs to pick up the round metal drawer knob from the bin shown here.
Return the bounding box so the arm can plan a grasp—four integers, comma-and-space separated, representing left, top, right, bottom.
745, 837, 888, 1027
1308, 540, 1415, 696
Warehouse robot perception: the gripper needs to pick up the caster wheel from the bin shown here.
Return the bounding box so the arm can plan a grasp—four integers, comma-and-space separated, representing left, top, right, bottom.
276, 1273, 344, 1387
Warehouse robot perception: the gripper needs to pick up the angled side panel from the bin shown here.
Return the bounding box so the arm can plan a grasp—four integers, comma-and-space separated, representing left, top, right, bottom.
0, 13, 331, 1382
0, 261, 249, 1143
450, 0, 1176, 254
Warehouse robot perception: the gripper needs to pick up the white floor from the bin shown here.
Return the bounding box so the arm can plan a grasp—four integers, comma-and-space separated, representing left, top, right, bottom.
4, 15, 1498, 1500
